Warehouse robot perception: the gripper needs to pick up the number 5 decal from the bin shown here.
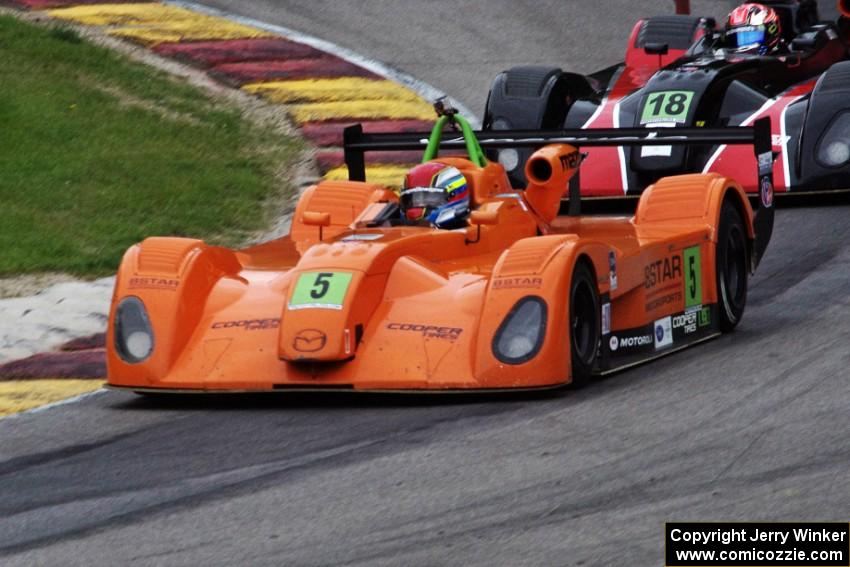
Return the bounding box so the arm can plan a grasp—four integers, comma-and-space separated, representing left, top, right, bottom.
310, 273, 333, 299
683, 246, 702, 309
289, 272, 353, 310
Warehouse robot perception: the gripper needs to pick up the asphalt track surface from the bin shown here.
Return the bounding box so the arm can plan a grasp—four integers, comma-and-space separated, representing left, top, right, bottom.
1, 2, 848, 566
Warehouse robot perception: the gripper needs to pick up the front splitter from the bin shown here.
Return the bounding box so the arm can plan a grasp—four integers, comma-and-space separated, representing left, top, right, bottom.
106, 383, 567, 395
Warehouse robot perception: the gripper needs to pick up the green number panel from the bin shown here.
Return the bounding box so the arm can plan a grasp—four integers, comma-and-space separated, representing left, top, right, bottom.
289, 272, 353, 310
641, 91, 694, 124
683, 246, 703, 309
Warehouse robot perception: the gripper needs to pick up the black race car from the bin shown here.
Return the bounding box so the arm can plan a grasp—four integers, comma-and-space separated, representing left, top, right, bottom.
484, 0, 850, 196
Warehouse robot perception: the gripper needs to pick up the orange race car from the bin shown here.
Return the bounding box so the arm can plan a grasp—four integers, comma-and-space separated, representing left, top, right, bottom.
106, 107, 775, 393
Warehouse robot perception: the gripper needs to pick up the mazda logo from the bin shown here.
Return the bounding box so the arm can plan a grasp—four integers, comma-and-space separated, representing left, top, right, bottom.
293, 329, 327, 352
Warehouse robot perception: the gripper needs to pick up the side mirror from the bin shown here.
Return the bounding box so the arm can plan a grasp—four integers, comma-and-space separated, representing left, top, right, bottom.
466, 210, 499, 245
302, 211, 331, 240
470, 210, 499, 226
303, 211, 331, 226
644, 42, 669, 56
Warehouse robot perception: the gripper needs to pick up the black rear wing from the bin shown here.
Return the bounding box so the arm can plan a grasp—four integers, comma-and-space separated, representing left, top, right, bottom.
343, 118, 774, 268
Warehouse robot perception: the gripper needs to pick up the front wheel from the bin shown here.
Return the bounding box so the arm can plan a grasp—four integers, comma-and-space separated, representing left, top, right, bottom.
716, 200, 748, 332
569, 261, 600, 387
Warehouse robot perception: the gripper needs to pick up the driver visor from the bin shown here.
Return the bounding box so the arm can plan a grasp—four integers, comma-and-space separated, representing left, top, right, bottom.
400, 187, 448, 210
729, 26, 765, 47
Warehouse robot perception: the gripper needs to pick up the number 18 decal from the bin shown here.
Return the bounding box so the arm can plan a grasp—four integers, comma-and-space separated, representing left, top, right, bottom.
289, 272, 353, 310
641, 90, 694, 125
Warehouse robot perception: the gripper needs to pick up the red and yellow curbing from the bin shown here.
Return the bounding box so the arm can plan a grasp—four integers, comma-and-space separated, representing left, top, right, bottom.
0, 380, 103, 417
243, 77, 424, 105
152, 38, 328, 67
211, 59, 380, 86
0, 333, 107, 416
47, 3, 275, 44
8, 0, 142, 9
322, 164, 412, 189
0, 349, 105, 380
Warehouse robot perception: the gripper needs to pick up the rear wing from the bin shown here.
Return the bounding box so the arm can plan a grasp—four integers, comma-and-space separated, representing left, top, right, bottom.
342, 118, 774, 268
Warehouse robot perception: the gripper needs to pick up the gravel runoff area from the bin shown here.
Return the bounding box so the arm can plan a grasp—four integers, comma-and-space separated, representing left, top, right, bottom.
0, 277, 115, 364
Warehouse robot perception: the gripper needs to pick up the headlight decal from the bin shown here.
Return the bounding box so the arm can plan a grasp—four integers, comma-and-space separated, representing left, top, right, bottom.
492, 118, 521, 173
492, 296, 548, 364
114, 296, 155, 364
816, 111, 850, 168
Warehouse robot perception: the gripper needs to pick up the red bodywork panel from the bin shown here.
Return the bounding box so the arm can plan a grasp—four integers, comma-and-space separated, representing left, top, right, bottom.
581, 20, 709, 196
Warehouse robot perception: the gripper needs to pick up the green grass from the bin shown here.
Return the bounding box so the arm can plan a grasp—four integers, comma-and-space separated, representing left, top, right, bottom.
0, 16, 301, 276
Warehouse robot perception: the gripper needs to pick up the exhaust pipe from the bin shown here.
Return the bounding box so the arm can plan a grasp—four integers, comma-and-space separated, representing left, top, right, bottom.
523, 144, 582, 223
525, 145, 581, 187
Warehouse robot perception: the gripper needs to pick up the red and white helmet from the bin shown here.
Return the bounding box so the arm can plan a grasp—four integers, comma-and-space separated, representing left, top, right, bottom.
725, 3, 782, 54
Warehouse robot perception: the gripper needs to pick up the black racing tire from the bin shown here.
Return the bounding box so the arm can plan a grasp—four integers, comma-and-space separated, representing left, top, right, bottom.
716, 199, 749, 332
484, 66, 585, 187
483, 66, 569, 131
569, 261, 600, 387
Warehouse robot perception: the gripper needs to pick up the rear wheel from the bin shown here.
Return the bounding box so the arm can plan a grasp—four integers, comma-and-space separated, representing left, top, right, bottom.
484, 66, 589, 187
716, 200, 748, 332
569, 261, 600, 387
